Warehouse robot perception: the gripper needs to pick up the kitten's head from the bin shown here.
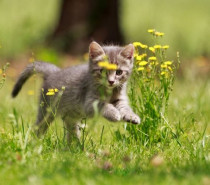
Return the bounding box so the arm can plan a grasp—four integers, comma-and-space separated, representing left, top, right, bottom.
89, 41, 134, 88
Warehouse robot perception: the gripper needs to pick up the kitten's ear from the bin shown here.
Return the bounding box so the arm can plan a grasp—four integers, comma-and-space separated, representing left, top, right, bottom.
120, 44, 134, 60
89, 41, 105, 59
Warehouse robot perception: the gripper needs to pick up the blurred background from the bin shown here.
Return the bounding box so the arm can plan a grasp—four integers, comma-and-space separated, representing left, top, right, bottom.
0, 0, 210, 76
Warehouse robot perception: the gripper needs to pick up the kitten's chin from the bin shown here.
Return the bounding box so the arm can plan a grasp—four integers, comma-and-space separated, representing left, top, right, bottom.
107, 83, 120, 89
107, 85, 115, 89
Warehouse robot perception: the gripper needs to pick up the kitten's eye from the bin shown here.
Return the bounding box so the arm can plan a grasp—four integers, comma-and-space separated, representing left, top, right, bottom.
116, 70, 123, 76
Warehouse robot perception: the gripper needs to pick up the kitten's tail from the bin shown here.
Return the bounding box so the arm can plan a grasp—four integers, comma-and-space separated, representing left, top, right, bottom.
12, 61, 60, 98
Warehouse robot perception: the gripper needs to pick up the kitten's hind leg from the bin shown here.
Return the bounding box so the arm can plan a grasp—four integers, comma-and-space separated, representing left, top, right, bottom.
63, 116, 81, 147
34, 103, 55, 137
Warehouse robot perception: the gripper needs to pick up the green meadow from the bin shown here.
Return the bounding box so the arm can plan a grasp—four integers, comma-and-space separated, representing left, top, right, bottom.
0, 0, 210, 184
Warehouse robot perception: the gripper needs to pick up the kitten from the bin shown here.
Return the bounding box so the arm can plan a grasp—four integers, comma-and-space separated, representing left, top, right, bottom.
12, 41, 140, 144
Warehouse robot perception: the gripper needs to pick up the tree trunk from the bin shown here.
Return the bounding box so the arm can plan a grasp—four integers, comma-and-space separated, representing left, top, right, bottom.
51, 0, 123, 54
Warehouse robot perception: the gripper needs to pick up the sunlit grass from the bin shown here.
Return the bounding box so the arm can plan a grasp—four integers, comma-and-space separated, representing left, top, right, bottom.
0, 63, 209, 184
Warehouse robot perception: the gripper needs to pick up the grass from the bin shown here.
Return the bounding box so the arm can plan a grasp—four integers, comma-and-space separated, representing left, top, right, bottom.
0, 65, 209, 185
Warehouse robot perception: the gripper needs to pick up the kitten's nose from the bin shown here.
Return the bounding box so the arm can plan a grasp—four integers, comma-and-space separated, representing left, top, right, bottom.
108, 80, 114, 85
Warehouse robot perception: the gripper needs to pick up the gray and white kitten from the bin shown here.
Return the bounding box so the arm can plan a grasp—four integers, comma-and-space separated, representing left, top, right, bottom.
12, 41, 140, 144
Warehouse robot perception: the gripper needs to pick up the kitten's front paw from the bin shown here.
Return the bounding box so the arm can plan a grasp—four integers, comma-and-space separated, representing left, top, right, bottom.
123, 113, 141, 125
103, 105, 121, 122
112, 111, 121, 122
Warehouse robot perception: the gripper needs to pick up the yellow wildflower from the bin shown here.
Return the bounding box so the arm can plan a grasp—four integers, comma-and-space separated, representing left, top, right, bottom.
155, 32, 164, 37
139, 61, 148, 66
133, 42, 148, 49
46, 91, 55, 96
161, 64, 168, 68
133, 42, 141, 47
148, 29, 155, 33
154, 45, 162, 49
98, 61, 117, 70
0, 69, 2, 75
48, 89, 54, 92
136, 54, 147, 61
161, 71, 169, 78
106, 63, 117, 70
136, 55, 142, 61
162, 45, 169, 49
151, 61, 159, 66
149, 57, 157, 61
134, 53, 139, 58
149, 47, 155, 53
98, 61, 109, 68
164, 61, 172, 65
137, 67, 145, 71
27, 90, 34, 96
141, 44, 148, 49
142, 53, 147, 58
54, 88, 59, 92
168, 66, 172, 71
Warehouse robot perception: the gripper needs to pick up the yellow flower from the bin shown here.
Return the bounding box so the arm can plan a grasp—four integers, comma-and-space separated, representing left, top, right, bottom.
46, 91, 55, 96
136, 55, 142, 61
161, 71, 169, 78
139, 61, 148, 66
149, 47, 155, 53
54, 88, 59, 92
141, 44, 148, 49
155, 32, 164, 37
162, 45, 169, 49
137, 67, 145, 71
136, 54, 147, 61
48, 89, 54, 92
149, 56, 157, 61
133, 42, 141, 47
133, 42, 148, 49
148, 29, 155, 33
134, 53, 139, 58
0, 69, 2, 75
98, 61, 109, 68
168, 66, 172, 71
106, 63, 117, 70
98, 61, 117, 70
150, 61, 159, 66
154, 45, 162, 49
161, 71, 166, 75
161, 64, 168, 68
164, 61, 172, 65
27, 90, 34, 96
142, 53, 147, 58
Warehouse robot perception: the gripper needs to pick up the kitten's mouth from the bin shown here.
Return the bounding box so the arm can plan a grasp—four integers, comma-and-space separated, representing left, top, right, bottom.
108, 83, 118, 89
